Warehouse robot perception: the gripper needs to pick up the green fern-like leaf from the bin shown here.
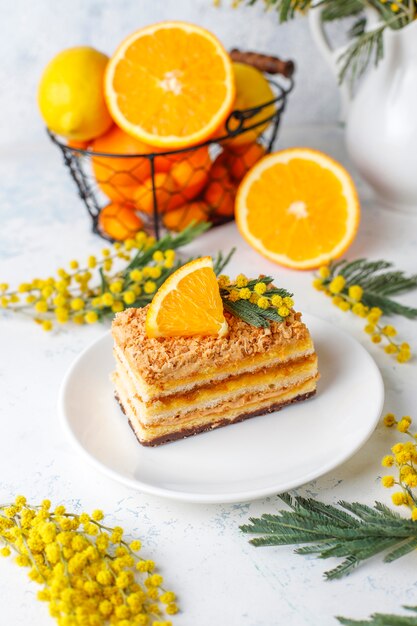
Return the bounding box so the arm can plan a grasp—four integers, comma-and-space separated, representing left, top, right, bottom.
384, 537, 417, 563
213, 247, 236, 275
338, 605, 417, 625
321, 0, 363, 21
221, 278, 291, 328
338, 25, 385, 87
223, 300, 271, 327
240, 495, 417, 579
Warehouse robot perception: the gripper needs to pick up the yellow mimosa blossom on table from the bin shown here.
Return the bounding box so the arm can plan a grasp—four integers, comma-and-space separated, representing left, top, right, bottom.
380, 413, 417, 517
0, 497, 178, 626
0, 224, 209, 332
313, 258, 416, 363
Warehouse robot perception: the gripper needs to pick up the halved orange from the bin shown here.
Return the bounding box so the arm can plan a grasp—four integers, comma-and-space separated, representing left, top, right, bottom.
105, 22, 235, 149
235, 148, 360, 270
145, 257, 227, 338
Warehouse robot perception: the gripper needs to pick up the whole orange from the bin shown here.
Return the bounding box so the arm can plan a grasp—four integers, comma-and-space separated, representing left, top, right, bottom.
98, 203, 144, 240
67, 138, 90, 150
134, 172, 182, 215
204, 158, 236, 218
169, 147, 211, 205
91, 126, 171, 202
163, 201, 211, 232
224, 142, 266, 181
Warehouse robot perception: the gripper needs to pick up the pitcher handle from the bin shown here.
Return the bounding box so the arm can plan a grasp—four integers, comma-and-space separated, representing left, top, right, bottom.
308, 5, 351, 121
309, 5, 382, 122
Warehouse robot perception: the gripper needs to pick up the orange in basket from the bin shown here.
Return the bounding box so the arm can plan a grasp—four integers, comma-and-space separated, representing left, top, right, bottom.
98, 202, 143, 240
163, 201, 211, 232
204, 159, 236, 218
91, 126, 172, 202
169, 147, 211, 204
67, 138, 90, 150
134, 172, 183, 215
224, 142, 266, 181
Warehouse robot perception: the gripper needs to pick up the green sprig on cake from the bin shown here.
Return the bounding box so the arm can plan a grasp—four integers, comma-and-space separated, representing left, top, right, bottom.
218, 273, 294, 328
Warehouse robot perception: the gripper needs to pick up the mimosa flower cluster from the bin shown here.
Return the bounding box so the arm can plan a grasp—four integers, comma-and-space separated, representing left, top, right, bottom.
218, 273, 294, 316
0, 224, 207, 331
381, 413, 417, 519
217, 273, 295, 328
0, 497, 177, 626
313, 263, 413, 363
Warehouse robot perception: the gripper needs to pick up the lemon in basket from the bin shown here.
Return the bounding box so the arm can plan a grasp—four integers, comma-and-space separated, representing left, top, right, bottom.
218, 62, 276, 146
38, 47, 113, 141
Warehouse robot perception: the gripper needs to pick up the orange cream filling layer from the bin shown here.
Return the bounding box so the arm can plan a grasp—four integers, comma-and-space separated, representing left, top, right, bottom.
114, 336, 315, 401
117, 376, 318, 443
114, 353, 318, 423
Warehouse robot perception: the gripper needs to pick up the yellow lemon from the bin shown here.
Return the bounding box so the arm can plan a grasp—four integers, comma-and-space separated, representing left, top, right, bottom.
221, 62, 276, 147
38, 47, 113, 141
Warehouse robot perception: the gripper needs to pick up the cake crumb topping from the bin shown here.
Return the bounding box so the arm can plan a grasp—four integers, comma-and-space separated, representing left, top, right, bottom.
111, 306, 309, 383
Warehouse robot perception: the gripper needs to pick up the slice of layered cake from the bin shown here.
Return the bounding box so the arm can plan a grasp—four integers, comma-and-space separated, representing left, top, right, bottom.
111, 257, 318, 446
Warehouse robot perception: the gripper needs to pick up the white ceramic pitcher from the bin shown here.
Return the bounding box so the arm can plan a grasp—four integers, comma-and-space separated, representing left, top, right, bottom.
309, 7, 417, 213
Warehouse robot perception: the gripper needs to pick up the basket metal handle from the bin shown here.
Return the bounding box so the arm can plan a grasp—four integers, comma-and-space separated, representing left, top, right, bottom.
230, 49, 295, 78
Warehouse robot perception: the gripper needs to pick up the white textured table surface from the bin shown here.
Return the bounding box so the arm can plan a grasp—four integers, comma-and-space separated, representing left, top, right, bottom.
1, 126, 417, 626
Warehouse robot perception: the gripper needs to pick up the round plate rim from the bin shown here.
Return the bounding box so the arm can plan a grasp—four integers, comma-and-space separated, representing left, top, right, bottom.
58, 313, 385, 504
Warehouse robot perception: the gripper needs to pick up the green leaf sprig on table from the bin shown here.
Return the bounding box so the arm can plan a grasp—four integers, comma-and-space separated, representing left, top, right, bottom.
313, 258, 417, 362
240, 493, 417, 580
338, 605, 417, 626
242, 412, 417, 622
0, 218, 298, 333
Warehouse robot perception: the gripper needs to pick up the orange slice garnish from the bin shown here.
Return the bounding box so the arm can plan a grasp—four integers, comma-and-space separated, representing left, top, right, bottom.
105, 22, 235, 149
235, 148, 360, 270
145, 257, 228, 338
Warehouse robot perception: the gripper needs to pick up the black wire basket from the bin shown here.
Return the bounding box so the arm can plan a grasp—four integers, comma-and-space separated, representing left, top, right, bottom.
48, 50, 295, 241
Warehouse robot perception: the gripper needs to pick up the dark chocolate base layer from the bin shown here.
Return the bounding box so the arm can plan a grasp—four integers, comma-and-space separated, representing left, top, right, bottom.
115, 390, 316, 447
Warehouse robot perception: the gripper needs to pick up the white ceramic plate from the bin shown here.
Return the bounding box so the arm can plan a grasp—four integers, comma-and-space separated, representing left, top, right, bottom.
59, 314, 384, 504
